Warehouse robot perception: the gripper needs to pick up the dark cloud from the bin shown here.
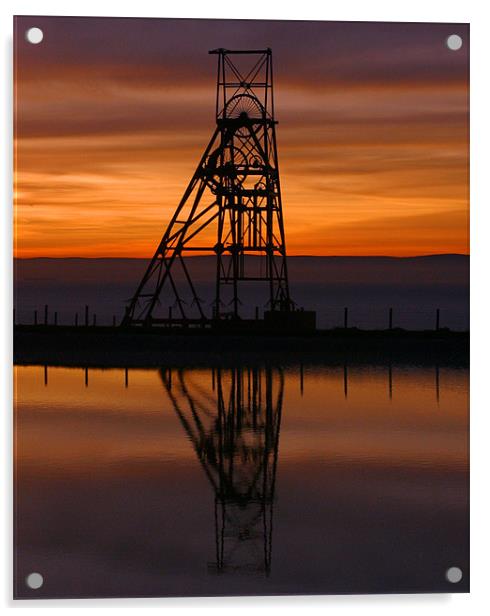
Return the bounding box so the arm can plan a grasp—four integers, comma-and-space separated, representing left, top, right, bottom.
15, 17, 468, 87
13, 17, 469, 257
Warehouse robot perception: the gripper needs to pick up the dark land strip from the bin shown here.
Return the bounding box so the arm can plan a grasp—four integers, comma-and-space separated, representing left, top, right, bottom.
14, 326, 469, 368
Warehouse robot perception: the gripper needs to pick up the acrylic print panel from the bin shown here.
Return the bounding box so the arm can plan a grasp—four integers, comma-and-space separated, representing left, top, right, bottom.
13, 16, 469, 599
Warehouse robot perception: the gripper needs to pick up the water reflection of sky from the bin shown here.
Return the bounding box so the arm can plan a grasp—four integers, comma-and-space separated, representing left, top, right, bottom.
14, 365, 469, 598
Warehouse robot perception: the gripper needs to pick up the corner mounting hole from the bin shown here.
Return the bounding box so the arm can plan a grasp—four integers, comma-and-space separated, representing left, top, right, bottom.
26, 572, 43, 589
25, 27, 43, 45
446, 34, 463, 51
446, 566, 463, 583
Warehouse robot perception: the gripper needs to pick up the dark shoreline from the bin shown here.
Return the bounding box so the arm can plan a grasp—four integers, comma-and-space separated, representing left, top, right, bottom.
14, 326, 469, 368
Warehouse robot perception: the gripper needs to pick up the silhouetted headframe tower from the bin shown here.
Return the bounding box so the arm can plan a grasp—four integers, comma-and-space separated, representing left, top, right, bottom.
122, 48, 300, 326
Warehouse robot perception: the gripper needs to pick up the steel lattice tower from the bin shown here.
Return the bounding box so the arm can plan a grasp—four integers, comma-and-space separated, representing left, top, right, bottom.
122, 48, 293, 326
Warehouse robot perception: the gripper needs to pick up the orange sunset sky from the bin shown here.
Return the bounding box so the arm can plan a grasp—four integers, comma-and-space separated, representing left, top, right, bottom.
14, 17, 469, 258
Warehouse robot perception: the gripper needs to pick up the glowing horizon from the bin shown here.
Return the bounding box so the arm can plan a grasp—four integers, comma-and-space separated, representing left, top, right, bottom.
14, 17, 469, 258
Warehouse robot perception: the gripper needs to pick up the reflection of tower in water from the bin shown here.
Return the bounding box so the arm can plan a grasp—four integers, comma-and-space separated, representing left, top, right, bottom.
160, 366, 283, 575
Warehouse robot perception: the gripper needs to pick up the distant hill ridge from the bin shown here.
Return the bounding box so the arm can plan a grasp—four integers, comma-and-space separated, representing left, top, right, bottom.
15, 254, 469, 261
14, 254, 469, 286
14, 254, 469, 330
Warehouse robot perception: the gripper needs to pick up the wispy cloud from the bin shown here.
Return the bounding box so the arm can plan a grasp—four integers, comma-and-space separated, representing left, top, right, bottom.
14, 17, 469, 257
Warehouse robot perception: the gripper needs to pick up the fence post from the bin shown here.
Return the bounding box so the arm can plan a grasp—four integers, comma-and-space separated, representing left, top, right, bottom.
75, 312, 78, 327
113, 315, 116, 327
85, 305, 89, 327
389, 307, 393, 330
436, 308, 440, 331
44, 304, 48, 326
344, 307, 348, 329
255, 306, 259, 320
54, 311, 58, 326
34, 310, 38, 326
168, 306, 173, 325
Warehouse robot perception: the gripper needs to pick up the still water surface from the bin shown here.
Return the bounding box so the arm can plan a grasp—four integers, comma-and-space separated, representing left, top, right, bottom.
14, 364, 469, 597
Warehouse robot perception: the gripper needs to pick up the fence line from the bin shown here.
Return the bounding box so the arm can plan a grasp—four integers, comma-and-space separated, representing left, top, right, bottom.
13, 304, 469, 331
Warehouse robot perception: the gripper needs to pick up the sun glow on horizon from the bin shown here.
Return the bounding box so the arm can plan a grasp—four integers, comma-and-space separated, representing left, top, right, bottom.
14, 18, 469, 259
